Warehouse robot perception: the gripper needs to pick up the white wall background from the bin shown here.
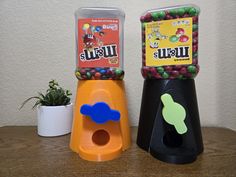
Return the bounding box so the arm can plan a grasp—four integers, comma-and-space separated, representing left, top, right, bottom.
0, 0, 235, 130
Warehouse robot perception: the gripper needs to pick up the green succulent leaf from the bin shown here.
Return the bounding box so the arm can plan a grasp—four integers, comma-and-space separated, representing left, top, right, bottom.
20, 80, 72, 109
19, 96, 41, 110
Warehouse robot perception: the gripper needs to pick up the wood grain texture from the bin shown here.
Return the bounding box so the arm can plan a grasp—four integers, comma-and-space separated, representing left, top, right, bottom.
0, 127, 235, 177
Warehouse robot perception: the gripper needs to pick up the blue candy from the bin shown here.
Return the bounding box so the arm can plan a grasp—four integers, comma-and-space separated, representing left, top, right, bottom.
95, 26, 102, 32
95, 68, 101, 71
100, 69, 106, 74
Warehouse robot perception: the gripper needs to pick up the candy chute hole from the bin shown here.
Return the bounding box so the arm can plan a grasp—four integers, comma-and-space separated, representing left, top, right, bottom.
163, 130, 183, 148
92, 129, 110, 146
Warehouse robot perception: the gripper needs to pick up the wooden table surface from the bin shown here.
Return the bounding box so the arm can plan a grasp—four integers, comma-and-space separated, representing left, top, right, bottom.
0, 127, 235, 177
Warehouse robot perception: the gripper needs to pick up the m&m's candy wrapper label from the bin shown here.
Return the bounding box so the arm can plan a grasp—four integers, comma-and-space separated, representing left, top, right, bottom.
78, 18, 120, 68
141, 5, 200, 79
145, 18, 192, 66
75, 7, 125, 80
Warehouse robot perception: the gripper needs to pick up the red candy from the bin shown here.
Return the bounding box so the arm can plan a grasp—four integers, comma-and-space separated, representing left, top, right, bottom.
142, 48, 146, 53
154, 73, 162, 79
141, 67, 148, 77
106, 70, 113, 76
164, 66, 173, 72
183, 14, 190, 18
142, 53, 146, 60
193, 31, 198, 37
166, 14, 174, 20
94, 72, 101, 79
171, 70, 180, 77
174, 65, 182, 70
140, 16, 145, 22
80, 69, 86, 74
193, 38, 198, 44
179, 35, 189, 42
144, 13, 152, 22
185, 72, 192, 78
192, 16, 198, 24
176, 28, 185, 35
90, 69, 96, 75
150, 67, 157, 75
193, 45, 198, 52
180, 67, 187, 74
192, 58, 198, 64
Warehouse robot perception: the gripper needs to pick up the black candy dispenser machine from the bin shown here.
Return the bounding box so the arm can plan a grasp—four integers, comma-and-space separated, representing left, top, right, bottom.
137, 5, 204, 164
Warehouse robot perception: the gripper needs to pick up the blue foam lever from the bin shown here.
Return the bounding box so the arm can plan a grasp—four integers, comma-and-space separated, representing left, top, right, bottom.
80, 102, 120, 124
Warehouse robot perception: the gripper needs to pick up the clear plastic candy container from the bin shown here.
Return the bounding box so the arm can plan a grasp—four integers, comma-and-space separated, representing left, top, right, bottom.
75, 7, 125, 80
140, 5, 200, 79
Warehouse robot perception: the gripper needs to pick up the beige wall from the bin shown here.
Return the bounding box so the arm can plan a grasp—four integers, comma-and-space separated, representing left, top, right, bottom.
0, 0, 235, 130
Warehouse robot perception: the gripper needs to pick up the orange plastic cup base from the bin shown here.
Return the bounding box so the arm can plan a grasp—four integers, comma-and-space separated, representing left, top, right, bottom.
78, 145, 123, 162
70, 80, 131, 162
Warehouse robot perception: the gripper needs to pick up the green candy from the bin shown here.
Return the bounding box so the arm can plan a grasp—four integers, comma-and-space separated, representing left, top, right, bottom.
193, 24, 198, 31
193, 52, 198, 58
142, 23, 146, 29
187, 65, 197, 73
169, 9, 177, 16
177, 75, 183, 79
169, 35, 179, 42
86, 72, 92, 79
115, 69, 123, 76
196, 8, 200, 15
142, 42, 145, 47
184, 7, 191, 13
157, 66, 164, 74
177, 8, 185, 16
158, 11, 166, 19
162, 72, 169, 79
189, 7, 197, 16
191, 73, 197, 78
152, 12, 159, 21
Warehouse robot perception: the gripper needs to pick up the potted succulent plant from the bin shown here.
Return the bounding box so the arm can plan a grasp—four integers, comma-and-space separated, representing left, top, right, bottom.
20, 80, 73, 137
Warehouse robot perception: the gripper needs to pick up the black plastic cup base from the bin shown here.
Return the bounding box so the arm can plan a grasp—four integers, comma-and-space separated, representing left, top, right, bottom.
150, 149, 197, 164
137, 79, 204, 164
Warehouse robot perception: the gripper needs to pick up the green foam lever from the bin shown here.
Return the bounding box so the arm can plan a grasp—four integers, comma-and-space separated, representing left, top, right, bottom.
161, 93, 187, 134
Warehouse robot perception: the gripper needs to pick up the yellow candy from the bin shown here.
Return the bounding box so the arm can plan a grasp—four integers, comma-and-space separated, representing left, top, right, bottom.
83, 23, 90, 30
76, 72, 81, 77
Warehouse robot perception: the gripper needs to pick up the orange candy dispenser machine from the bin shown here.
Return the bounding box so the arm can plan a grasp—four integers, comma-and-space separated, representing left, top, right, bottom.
70, 7, 131, 161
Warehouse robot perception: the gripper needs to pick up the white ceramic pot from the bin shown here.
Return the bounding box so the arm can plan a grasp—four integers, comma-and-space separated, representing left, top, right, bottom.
37, 103, 73, 137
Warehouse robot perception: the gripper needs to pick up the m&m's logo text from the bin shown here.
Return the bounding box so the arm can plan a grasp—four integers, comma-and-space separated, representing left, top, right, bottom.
153, 46, 190, 60
80, 44, 118, 62
102, 24, 118, 31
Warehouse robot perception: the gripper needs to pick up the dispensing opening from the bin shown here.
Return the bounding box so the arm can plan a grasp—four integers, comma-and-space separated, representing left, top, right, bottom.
163, 130, 183, 148
92, 129, 110, 146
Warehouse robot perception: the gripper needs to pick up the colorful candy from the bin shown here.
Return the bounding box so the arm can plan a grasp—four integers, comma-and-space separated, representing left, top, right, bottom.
95, 26, 102, 32
179, 35, 189, 42
82, 23, 90, 34
169, 35, 179, 42
75, 67, 124, 80
141, 65, 199, 79
140, 5, 200, 79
